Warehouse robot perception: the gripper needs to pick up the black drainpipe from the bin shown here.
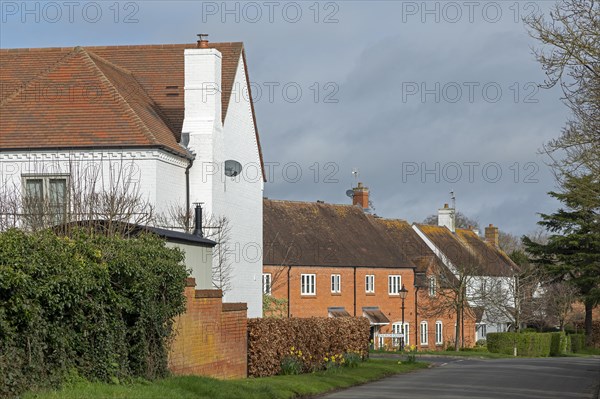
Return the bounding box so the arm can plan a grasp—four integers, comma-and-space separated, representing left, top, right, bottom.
414, 285, 419, 348
353, 267, 357, 316
185, 159, 194, 232
287, 266, 291, 317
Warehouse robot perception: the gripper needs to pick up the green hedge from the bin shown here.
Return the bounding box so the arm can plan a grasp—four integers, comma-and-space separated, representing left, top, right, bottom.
487, 332, 552, 357
569, 334, 586, 353
0, 229, 187, 398
550, 332, 568, 356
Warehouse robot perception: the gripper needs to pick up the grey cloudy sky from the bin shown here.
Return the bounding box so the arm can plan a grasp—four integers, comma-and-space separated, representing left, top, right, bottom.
0, 0, 569, 235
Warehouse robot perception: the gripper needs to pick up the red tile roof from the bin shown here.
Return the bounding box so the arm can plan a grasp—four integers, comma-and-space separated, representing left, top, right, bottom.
0, 43, 264, 172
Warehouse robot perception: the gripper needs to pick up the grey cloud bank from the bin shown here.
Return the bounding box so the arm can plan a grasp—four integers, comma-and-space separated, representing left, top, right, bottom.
0, 0, 569, 235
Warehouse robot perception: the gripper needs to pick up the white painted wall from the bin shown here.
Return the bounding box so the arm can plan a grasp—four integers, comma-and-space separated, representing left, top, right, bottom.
1, 46, 264, 318
218, 56, 264, 317
412, 224, 515, 332
0, 150, 186, 225
166, 242, 213, 290
183, 48, 264, 317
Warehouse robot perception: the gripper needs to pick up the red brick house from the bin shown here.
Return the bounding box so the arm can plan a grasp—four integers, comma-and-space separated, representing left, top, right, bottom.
371, 218, 477, 349
263, 197, 417, 348
263, 183, 479, 350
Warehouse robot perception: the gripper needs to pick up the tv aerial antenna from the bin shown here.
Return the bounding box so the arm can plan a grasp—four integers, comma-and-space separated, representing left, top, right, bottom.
352, 168, 359, 182
346, 168, 360, 198
450, 190, 456, 230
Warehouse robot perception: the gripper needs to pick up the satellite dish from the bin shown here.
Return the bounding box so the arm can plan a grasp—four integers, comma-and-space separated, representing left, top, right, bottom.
224, 160, 242, 177
346, 189, 354, 198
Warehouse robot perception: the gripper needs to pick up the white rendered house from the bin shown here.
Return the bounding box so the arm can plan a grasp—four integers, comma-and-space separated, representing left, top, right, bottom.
411, 206, 518, 339
0, 38, 265, 317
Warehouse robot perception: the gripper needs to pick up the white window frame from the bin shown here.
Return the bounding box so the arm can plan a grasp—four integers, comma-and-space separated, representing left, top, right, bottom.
477, 323, 487, 339
22, 174, 69, 224
365, 274, 375, 293
392, 322, 410, 347
378, 334, 385, 349
429, 276, 437, 297
301, 274, 316, 295
262, 273, 272, 295
331, 274, 341, 293
388, 275, 401, 295
435, 321, 443, 345
420, 321, 428, 345
392, 322, 402, 347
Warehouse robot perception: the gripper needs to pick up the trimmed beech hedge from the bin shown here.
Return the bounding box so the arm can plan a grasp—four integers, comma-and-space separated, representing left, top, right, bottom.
247, 317, 370, 377
487, 332, 552, 357
0, 229, 187, 398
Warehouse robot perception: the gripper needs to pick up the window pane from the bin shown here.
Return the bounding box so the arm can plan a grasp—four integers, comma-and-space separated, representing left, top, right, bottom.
25, 179, 43, 198
49, 179, 66, 205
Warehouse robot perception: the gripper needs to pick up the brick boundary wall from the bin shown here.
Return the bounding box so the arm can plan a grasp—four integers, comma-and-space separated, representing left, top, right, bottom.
168, 278, 248, 379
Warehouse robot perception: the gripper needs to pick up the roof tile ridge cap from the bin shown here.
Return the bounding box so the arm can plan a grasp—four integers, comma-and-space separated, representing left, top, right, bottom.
79, 49, 159, 145
88, 50, 181, 138
0, 47, 81, 107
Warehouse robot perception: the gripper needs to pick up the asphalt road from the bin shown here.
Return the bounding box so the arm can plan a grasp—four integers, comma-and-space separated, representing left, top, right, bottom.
321, 356, 600, 399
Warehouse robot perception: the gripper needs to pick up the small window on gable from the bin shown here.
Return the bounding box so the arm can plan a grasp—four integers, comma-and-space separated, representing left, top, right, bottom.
429, 276, 437, 297
262, 273, 272, 295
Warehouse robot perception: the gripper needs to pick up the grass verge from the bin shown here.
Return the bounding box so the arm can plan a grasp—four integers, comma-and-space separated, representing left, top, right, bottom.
24, 359, 428, 399
370, 348, 512, 359
372, 347, 600, 359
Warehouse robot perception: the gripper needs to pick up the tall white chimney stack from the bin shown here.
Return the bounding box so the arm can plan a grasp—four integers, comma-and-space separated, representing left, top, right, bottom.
438, 203, 455, 233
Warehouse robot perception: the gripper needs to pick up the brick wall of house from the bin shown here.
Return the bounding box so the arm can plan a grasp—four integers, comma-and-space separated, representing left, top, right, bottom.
265, 265, 417, 344
416, 288, 477, 350
265, 266, 415, 318
168, 278, 247, 379
264, 265, 476, 350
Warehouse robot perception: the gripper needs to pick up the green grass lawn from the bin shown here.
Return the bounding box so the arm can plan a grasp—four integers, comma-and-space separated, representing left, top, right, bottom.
372, 347, 600, 359
370, 348, 512, 359
24, 359, 428, 399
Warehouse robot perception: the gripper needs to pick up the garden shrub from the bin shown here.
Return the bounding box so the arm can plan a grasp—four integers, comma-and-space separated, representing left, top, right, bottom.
247, 317, 370, 377
0, 229, 187, 398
